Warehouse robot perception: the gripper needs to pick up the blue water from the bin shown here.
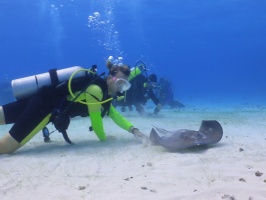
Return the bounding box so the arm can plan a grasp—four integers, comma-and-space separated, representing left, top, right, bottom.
0, 0, 266, 106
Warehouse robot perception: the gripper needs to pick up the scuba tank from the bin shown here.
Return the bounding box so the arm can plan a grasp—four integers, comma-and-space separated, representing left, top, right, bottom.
11, 66, 86, 100
129, 61, 147, 81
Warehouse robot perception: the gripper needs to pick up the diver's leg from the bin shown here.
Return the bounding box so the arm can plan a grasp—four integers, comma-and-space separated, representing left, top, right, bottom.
0, 96, 52, 154
135, 103, 145, 115
0, 105, 22, 153
128, 105, 133, 111
0, 106, 20, 153
0, 133, 21, 154
0, 106, 6, 124
0, 101, 29, 154
0, 113, 51, 155
121, 106, 126, 112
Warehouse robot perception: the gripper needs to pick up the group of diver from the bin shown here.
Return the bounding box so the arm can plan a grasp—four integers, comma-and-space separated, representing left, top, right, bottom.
0, 59, 184, 154
113, 61, 185, 115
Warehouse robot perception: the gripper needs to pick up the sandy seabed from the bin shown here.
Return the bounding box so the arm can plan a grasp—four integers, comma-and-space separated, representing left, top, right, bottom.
0, 105, 266, 200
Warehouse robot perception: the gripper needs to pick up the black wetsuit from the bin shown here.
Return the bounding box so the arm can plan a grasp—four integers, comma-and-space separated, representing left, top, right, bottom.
3, 77, 110, 144
124, 75, 160, 113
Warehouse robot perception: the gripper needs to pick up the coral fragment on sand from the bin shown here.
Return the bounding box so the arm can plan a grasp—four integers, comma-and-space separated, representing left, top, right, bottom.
255, 171, 263, 176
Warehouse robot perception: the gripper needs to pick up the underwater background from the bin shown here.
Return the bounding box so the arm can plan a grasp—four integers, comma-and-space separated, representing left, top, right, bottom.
0, 0, 265, 106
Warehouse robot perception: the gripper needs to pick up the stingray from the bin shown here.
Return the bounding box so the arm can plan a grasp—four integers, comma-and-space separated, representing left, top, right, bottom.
150, 120, 223, 150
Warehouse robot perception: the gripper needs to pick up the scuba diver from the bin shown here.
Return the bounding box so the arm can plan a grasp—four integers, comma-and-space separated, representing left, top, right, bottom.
0, 61, 148, 154
116, 61, 162, 115
157, 76, 185, 108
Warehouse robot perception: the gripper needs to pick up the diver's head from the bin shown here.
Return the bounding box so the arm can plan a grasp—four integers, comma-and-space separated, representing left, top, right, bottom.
107, 64, 131, 95
91, 64, 97, 73
149, 74, 157, 83
148, 74, 157, 88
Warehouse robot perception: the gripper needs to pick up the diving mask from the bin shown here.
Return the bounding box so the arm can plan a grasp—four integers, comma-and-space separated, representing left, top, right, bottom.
114, 77, 131, 92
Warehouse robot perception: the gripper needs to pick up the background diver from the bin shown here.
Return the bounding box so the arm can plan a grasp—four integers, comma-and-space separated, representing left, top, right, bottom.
114, 61, 162, 115
157, 76, 185, 108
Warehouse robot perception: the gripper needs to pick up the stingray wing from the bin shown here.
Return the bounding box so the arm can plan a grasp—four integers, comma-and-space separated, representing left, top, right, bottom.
150, 120, 223, 150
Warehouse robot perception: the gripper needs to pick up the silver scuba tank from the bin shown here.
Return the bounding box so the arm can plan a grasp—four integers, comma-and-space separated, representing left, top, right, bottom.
11, 66, 86, 100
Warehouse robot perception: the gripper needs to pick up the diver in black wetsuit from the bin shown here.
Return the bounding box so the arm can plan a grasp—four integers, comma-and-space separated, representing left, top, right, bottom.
0, 63, 148, 154
157, 76, 185, 108
123, 73, 162, 115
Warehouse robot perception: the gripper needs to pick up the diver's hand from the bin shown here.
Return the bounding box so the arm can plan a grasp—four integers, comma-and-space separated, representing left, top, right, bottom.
131, 128, 150, 146
153, 103, 162, 115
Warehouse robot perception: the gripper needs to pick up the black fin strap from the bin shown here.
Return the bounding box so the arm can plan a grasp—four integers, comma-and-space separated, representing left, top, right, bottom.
61, 130, 73, 144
